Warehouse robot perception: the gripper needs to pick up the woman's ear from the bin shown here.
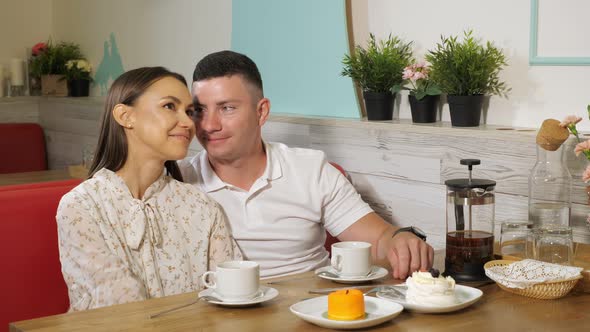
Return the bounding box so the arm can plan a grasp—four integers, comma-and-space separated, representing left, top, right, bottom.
112, 104, 134, 129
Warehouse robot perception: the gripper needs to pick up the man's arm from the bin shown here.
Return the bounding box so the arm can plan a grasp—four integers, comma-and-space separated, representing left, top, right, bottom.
337, 212, 434, 280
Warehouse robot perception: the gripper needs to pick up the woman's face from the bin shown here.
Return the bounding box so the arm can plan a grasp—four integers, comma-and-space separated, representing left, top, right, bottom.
125, 76, 195, 163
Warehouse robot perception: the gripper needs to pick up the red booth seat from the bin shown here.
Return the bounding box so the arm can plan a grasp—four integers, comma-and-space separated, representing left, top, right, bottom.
0, 123, 47, 174
0, 179, 82, 330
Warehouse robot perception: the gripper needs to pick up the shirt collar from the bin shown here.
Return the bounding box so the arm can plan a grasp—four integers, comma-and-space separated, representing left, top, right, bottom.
199, 141, 283, 193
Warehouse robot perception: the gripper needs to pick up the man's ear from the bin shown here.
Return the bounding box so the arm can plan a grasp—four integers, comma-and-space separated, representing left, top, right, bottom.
112, 104, 134, 129
256, 98, 270, 126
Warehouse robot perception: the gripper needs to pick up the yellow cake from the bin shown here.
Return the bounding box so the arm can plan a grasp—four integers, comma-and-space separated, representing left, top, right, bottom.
327, 289, 365, 320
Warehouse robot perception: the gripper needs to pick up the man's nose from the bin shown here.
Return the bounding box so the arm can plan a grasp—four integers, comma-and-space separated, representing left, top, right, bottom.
199, 111, 221, 132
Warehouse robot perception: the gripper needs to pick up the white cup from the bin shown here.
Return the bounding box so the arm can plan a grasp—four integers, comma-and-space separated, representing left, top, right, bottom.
331, 241, 372, 277
201, 261, 260, 301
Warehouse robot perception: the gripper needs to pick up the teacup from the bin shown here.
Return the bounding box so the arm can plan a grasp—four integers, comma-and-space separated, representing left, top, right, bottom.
331, 241, 372, 277
201, 260, 260, 301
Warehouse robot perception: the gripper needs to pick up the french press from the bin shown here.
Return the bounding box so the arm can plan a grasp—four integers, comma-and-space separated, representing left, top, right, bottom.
444, 159, 496, 282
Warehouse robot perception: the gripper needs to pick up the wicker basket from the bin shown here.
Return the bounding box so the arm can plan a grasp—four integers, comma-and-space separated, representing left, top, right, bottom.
484, 260, 583, 300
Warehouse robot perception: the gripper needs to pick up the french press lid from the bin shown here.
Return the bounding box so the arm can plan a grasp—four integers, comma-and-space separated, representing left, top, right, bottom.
444, 159, 496, 190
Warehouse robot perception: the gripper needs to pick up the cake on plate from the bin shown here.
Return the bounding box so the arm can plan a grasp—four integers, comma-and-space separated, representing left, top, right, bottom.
405, 270, 458, 306
327, 289, 365, 320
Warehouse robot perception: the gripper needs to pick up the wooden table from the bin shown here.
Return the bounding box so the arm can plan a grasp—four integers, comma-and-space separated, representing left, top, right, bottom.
0, 169, 73, 186
10, 262, 590, 331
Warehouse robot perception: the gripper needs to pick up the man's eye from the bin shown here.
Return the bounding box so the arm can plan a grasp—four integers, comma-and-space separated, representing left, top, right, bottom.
186, 109, 195, 117
222, 106, 236, 112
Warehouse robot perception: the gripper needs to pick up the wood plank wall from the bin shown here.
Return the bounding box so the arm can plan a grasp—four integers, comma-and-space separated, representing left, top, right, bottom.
2, 98, 589, 248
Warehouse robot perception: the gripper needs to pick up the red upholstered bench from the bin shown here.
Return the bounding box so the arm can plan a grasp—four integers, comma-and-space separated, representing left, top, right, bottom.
0, 123, 47, 174
0, 179, 82, 329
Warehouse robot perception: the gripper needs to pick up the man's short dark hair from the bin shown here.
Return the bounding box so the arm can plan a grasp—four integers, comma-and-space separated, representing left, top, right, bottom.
193, 50, 263, 94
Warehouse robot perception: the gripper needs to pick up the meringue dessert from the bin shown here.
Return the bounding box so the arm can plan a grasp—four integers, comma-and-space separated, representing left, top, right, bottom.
327, 289, 365, 320
405, 271, 458, 306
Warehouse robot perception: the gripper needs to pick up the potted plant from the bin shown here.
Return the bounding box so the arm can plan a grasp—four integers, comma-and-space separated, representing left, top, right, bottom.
29, 40, 85, 96
64, 59, 92, 97
425, 30, 509, 127
402, 61, 441, 123
342, 33, 413, 121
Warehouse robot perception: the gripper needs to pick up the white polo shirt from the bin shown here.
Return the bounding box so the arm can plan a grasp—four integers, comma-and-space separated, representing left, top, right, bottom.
178, 142, 373, 278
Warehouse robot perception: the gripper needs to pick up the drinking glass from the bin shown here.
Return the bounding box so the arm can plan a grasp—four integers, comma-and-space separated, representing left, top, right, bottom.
533, 226, 574, 265
499, 221, 533, 259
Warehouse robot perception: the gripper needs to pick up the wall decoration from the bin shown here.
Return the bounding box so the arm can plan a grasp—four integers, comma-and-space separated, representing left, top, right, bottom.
95, 32, 125, 95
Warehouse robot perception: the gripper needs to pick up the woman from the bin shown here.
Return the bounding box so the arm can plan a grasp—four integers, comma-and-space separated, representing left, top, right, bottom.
57, 67, 242, 311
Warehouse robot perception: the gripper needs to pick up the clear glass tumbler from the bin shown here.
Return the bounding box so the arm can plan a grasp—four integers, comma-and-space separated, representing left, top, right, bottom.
533, 226, 574, 265
500, 221, 533, 259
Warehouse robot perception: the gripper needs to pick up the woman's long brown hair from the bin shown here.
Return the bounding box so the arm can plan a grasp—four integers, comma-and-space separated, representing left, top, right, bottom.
88, 67, 187, 181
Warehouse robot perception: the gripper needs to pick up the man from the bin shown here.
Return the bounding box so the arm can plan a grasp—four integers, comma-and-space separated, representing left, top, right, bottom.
179, 50, 433, 279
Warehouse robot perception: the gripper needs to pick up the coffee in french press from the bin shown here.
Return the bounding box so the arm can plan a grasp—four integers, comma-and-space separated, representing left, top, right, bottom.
444, 159, 496, 282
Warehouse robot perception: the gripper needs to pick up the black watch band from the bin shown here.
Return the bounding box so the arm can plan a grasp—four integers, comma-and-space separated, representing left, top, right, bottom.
392, 226, 427, 241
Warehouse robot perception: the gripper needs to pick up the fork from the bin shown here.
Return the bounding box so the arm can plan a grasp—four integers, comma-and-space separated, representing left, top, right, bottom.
149, 295, 222, 319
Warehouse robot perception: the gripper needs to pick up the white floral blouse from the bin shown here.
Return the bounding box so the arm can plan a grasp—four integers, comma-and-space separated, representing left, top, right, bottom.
56, 168, 242, 311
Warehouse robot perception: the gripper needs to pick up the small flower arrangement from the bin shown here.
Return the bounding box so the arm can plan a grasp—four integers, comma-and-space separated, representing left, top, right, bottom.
402, 61, 441, 100
64, 59, 93, 81
560, 105, 590, 227
28, 40, 85, 77
560, 105, 590, 181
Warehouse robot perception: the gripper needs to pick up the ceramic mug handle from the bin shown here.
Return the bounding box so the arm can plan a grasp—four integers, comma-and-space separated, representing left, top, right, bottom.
201, 271, 217, 289
331, 254, 342, 272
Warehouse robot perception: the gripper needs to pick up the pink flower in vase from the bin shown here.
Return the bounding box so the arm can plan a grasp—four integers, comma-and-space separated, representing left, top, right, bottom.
574, 140, 590, 157
582, 164, 590, 183
559, 115, 582, 128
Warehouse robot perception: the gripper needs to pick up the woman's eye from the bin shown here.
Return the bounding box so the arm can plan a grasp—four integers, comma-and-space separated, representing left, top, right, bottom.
163, 103, 175, 110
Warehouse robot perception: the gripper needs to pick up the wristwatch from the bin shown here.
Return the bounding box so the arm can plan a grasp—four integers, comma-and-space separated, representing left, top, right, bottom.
392, 226, 427, 241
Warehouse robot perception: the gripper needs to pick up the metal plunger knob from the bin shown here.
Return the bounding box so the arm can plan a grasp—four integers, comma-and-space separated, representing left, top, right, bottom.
460, 159, 481, 183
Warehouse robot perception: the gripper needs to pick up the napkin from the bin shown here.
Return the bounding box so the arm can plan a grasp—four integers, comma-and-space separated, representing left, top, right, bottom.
485, 259, 583, 289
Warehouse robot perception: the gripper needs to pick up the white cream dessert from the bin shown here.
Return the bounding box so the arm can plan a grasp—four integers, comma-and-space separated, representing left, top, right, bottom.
405, 271, 458, 306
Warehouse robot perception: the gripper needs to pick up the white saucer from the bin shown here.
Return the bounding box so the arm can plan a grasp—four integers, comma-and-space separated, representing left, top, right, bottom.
315, 266, 388, 284
198, 286, 278, 307
376, 284, 483, 313
290, 295, 403, 330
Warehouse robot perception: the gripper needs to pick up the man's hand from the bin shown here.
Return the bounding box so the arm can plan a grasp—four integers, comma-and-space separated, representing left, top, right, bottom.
386, 231, 434, 280
337, 212, 434, 280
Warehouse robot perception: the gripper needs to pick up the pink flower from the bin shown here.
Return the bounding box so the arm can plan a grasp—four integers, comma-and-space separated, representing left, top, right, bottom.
402, 68, 413, 80
575, 140, 590, 156
583, 165, 590, 183
560, 115, 582, 128
31, 42, 47, 56
413, 71, 426, 80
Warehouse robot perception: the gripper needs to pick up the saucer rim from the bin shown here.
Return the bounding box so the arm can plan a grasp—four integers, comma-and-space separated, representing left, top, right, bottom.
315, 266, 388, 282
199, 285, 278, 306
290, 295, 403, 329
375, 284, 483, 313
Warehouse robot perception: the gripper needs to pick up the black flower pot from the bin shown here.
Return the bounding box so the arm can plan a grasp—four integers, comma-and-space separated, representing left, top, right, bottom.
409, 94, 439, 123
68, 79, 90, 97
447, 95, 484, 127
363, 91, 395, 121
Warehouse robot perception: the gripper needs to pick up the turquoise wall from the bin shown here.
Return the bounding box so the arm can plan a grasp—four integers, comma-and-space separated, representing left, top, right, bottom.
231, 0, 360, 118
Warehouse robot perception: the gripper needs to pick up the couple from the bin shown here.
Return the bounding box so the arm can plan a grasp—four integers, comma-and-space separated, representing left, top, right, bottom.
57, 51, 434, 311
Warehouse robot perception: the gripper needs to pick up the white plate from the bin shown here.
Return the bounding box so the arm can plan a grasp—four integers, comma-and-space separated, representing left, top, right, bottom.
376, 284, 483, 313
315, 266, 388, 284
198, 286, 278, 307
290, 295, 403, 330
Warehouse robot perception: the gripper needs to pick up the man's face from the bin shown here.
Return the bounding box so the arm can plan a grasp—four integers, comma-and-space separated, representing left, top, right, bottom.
192, 75, 269, 163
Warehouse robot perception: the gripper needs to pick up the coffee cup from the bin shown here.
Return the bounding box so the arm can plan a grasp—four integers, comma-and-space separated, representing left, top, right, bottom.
201, 260, 260, 301
331, 241, 372, 277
